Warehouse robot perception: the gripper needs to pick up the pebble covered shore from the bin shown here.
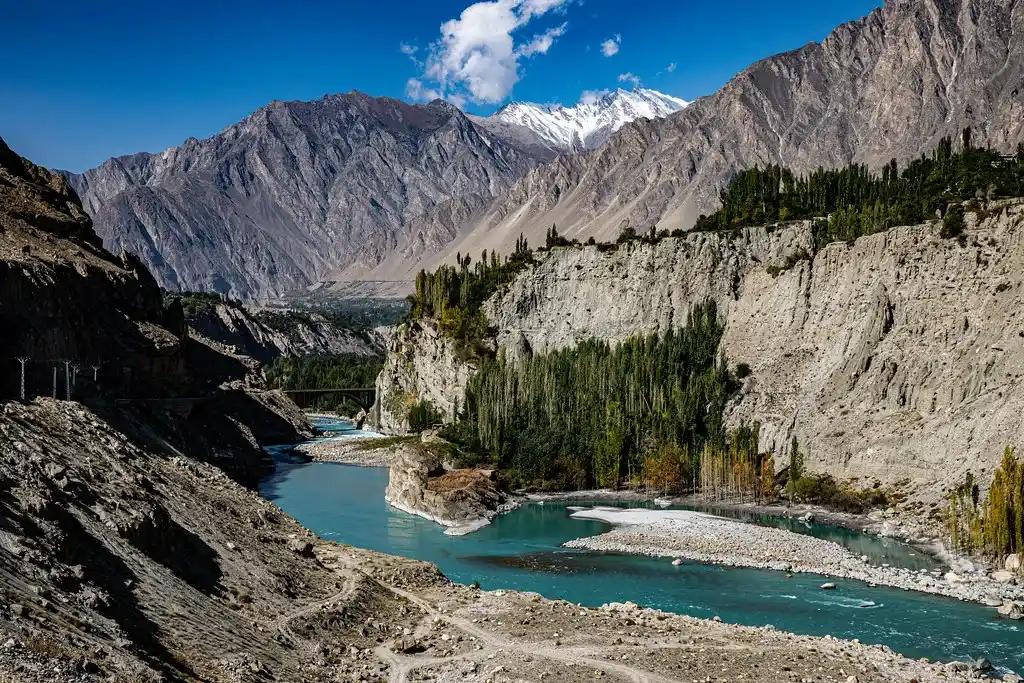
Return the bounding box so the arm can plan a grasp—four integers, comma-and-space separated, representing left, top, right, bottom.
564, 507, 1024, 614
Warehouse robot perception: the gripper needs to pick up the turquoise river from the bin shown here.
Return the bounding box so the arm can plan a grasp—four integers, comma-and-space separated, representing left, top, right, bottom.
260, 419, 1024, 674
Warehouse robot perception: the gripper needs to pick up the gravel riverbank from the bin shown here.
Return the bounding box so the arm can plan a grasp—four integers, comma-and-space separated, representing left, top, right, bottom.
564, 507, 1024, 614
293, 436, 402, 466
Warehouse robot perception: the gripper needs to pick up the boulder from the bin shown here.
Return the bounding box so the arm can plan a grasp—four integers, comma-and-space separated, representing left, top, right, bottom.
997, 602, 1024, 620
671, 559, 683, 566
992, 570, 1017, 583
392, 636, 422, 654
1006, 554, 1022, 572
384, 443, 503, 528
820, 583, 837, 590
973, 657, 993, 673
287, 538, 314, 557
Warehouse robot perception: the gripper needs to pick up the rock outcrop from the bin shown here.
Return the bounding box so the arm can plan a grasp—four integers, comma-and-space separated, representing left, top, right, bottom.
186, 303, 383, 365
384, 439, 504, 533
382, 202, 1024, 506
373, 320, 476, 434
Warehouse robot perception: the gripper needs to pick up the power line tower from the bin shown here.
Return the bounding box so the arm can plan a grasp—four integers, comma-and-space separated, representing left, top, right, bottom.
15, 358, 29, 401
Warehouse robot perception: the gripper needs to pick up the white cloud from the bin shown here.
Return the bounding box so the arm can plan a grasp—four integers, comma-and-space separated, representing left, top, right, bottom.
666, 62, 677, 73
406, 78, 441, 102
516, 22, 567, 57
400, 43, 419, 56
410, 0, 574, 106
618, 72, 641, 88
600, 34, 621, 57
579, 89, 610, 105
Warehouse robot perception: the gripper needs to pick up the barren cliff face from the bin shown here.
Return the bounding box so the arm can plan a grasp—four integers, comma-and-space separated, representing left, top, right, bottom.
379, 202, 1024, 503
374, 320, 475, 434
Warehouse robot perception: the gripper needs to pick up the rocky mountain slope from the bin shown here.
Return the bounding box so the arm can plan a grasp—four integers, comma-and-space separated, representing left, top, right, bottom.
383, 0, 1023, 282
377, 201, 1024, 509
185, 303, 383, 365
471, 88, 689, 156
66, 93, 542, 300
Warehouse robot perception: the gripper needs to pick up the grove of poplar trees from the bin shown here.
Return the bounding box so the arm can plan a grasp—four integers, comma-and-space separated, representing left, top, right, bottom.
948, 447, 1024, 566
694, 132, 1024, 247
443, 301, 770, 497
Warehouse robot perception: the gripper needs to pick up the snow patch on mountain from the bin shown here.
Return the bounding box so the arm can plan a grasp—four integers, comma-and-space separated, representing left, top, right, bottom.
486, 88, 689, 153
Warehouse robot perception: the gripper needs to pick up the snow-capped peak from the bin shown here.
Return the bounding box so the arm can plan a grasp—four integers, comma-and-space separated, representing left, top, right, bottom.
488, 88, 689, 152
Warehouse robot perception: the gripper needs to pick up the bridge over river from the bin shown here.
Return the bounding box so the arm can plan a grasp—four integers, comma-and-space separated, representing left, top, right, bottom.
281, 387, 376, 412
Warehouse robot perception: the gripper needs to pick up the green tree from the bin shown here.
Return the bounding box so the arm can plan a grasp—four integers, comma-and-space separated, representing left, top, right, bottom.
787, 436, 804, 501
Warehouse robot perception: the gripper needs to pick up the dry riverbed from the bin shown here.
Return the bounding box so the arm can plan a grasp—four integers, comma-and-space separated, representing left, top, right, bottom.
564, 507, 1024, 615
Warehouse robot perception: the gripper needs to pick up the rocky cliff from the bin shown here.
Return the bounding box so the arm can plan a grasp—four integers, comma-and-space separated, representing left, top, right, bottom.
373, 320, 476, 434
384, 440, 504, 533
380, 201, 1024, 505
186, 303, 382, 365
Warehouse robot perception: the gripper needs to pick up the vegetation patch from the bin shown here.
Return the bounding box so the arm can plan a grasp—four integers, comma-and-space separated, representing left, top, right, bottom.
409, 234, 535, 345
265, 352, 383, 413
440, 301, 750, 492
947, 447, 1024, 566
408, 400, 443, 432
163, 290, 241, 317
350, 436, 418, 452
693, 132, 1024, 249
266, 353, 383, 391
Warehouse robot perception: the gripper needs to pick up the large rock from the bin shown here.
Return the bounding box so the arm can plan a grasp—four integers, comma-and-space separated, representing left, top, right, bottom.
1006, 554, 1022, 572
384, 442, 503, 529
997, 602, 1024, 620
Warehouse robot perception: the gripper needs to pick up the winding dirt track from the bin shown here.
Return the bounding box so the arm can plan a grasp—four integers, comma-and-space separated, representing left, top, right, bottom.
328, 554, 693, 683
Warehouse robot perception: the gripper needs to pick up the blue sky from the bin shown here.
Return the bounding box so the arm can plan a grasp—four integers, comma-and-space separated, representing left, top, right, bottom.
1, 0, 882, 172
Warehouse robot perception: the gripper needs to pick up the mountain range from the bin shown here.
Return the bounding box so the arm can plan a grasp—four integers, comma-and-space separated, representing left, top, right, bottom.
68, 0, 1024, 300
66, 89, 683, 300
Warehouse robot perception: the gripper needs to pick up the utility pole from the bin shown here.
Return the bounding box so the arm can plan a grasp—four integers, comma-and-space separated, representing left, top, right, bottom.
52, 366, 57, 399
16, 358, 29, 401
91, 363, 102, 382
63, 360, 72, 401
